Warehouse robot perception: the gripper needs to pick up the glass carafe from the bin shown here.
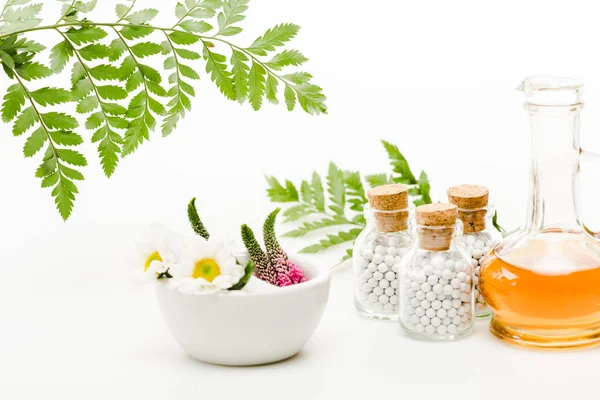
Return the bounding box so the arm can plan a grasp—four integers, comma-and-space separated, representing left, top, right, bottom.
480, 76, 600, 350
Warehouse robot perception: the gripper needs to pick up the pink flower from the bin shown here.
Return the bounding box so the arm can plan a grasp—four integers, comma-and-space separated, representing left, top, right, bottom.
273, 256, 308, 287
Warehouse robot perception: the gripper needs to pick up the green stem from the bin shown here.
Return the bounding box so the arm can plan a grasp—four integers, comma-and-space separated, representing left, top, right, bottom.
116, 0, 137, 23
0, 22, 302, 98
171, 0, 201, 29
56, 0, 76, 24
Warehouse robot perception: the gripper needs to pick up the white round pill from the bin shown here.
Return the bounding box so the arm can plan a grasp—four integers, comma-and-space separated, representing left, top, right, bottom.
442, 299, 452, 310
421, 282, 431, 293
386, 247, 397, 257
416, 291, 425, 300
387, 237, 400, 247
379, 295, 389, 304
390, 295, 399, 305
367, 263, 377, 272
447, 324, 457, 334
452, 315, 462, 325
432, 284, 443, 294
415, 324, 425, 333
432, 300, 442, 310
447, 308, 457, 318
436, 308, 447, 318
457, 306, 465, 315
443, 285, 453, 295
368, 293, 378, 302
363, 249, 374, 260
439, 278, 449, 285
368, 278, 377, 287
391, 279, 399, 289
415, 273, 427, 284
384, 255, 395, 267
411, 281, 420, 291
431, 317, 441, 327
425, 325, 435, 334
375, 245, 386, 254
426, 308, 436, 318
436, 293, 446, 300
385, 271, 396, 281
466, 236, 476, 245
392, 264, 399, 273
384, 303, 394, 312
420, 316, 431, 325
422, 264, 433, 276
379, 279, 390, 288
457, 272, 466, 281
427, 275, 438, 285
426, 291, 436, 301
452, 299, 462, 308
377, 263, 388, 273
442, 269, 453, 280
454, 261, 464, 272
410, 314, 420, 324
482, 246, 491, 255
472, 249, 483, 259
443, 317, 452, 325
373, 271, 384, 280
362, 270, 373, 279
373, 286, 384, 296
385, 287, 395, 296
415, 307, 425, 316
410, 298, 420, 307
445, 259, 455, 268
460, 293, 470, 302
432, 255, 446, 267
421, 299, 431, 309
474, 240, 484, 250
373, 253, 384, 264
437, 325, 447, 334
407, 289, 416, 298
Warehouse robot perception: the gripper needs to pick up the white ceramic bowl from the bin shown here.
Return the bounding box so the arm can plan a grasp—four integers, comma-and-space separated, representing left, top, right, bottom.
155, 255, 331, 366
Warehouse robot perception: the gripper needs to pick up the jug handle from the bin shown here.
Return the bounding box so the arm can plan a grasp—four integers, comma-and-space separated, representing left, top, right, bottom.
576, 148, 600, 240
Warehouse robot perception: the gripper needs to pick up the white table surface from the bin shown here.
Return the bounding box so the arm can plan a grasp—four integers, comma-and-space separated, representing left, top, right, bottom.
1, 223, 598, 399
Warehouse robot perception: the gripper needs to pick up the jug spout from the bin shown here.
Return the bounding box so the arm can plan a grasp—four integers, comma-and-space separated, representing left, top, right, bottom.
518, 76, 584, 108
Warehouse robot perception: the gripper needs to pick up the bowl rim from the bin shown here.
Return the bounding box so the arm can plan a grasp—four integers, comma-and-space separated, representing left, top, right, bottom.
156, 253, 331, 298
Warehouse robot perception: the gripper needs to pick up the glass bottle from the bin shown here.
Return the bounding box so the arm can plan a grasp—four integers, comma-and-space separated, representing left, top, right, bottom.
480, 76, 600, 350
399, 203, 474, 340
353, 184, 412, 320
447, 184, 502, 318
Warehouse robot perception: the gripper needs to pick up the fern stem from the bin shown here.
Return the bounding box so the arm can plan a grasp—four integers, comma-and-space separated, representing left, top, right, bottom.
171, 0, 201, 29
115, 0, 137, 23
55, 0, 76, 24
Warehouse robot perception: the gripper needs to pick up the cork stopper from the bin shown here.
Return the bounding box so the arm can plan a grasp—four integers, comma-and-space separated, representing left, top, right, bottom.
447, 185, 489, 233
367, 184, 409, 232
416, 203, 458, 251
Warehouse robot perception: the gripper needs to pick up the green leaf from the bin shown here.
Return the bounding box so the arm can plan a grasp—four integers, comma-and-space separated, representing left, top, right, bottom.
365, 173, 392, 188
61, 165, 84, 181
216, 0, 248, 35
130, 42, 163, 58
295, 83, 327, 115
49, 130, 83, 146
41, 112, 78, 130
88, 64, 122, 80
265, 73, 279, 104
31, 87, 72, 106
72, 77, 93, 100
282, 204, 316, 223
51, 174, 79, 221
85, 111, 105, 129
108, 38, 126, 62
204, 47, 234, 99
98, 133, 121, 177
71, 61, 86, 85
0, 49, 15, 69
230, 49, 248, 103
266, 50, 308, 70
283, 216, 352, 238
97, 85, 128, 100
175, 48, 201, 60
298, 229, 362, 254
381, 139, 417, 185
125, 8, 159, 24
139, 64, 161, 83
4, 3, 42, 21
326, 162, 345, 215
12, 106, 37, 136
15, 62, 52, 81
103, 102, 127, 116
414, 170, 432, 206
175, 2, 187, 19
248, 61, 265, 111
169, 31, 199, 45
180, 20, 213, 33
2, 83, 25, 122
344, 170, 367, 212
120, 26, 154, 40
57, 149, 87, 166
78, 44, 110, 61
228, 260, 256, 291
65, 26, 107, 45
283, 72, 312, 85
311, 172, 325, 212
179, 63, 200, 80
189, 7, 216, 19
247, 23, 300, 56
23, 126, 47, 157
265, 176, 298, 202
284, 85, 296, 111
50, 40, 73, 72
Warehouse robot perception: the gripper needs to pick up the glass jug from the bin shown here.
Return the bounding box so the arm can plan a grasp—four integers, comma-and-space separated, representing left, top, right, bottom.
480, 76, 600, 350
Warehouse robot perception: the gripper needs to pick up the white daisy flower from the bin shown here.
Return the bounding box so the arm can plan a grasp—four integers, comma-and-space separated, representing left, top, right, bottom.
129, 223, 182, 284
170, 236, 244, 294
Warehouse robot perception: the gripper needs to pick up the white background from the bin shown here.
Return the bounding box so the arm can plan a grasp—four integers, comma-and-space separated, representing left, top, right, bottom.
2, 0, 600, 398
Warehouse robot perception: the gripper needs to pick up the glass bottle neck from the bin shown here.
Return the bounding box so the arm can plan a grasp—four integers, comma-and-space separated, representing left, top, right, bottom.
525, 107, 582, 233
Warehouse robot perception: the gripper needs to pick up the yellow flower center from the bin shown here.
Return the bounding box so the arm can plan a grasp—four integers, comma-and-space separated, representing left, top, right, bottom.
193, 258, 221, 282
144, 251, 162, 271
